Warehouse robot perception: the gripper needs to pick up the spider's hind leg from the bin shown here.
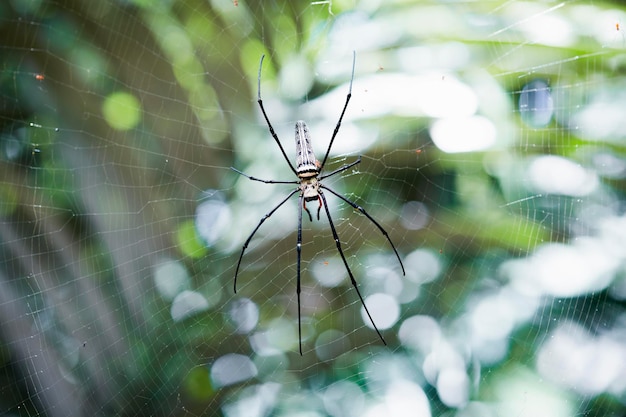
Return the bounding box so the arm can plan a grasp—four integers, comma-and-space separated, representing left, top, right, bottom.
318, 191, 387, 346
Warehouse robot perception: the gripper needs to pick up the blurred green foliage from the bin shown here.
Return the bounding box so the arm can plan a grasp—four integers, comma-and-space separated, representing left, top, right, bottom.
1, 0, 626, 416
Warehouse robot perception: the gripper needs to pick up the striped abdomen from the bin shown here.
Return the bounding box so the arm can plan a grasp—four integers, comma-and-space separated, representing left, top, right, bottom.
295, 121, 320, 178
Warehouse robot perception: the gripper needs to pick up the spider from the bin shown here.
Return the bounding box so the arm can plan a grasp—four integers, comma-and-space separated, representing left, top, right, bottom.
232, 52, 405, 354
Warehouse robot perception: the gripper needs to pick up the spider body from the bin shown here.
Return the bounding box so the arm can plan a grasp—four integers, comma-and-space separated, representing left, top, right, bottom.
232, 52, 405, 354
295, 120, 324, 220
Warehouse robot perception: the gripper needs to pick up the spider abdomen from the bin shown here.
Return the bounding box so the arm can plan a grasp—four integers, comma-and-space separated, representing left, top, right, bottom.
295, 120, 320, 177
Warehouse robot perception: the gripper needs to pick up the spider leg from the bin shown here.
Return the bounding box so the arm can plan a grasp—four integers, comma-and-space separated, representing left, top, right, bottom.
231, 167, 298, 185
319, 191, 387, 346
257, 55, 298, 176
234, 188, 299, 293
319, 156, 361, 180
297, 194, 304, 355
319, 50, 355, 171
321, 185, 405, 275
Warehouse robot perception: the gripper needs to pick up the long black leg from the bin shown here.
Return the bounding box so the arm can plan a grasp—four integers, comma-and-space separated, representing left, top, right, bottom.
296, 194, 304, 355
319, 191, 387, 346
257, 55, 298, 176
319, 156, 361, 181
319, 50, 356, 172
321, 185, 405, 275
234, 188, 299, 293
231, 167, 298, 185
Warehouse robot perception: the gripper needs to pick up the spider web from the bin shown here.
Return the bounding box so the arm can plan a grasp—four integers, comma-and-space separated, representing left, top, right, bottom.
1, 0, 626, 416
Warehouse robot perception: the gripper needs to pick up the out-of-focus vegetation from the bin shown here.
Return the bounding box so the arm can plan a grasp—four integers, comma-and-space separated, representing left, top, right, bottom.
1, 0, 626, 416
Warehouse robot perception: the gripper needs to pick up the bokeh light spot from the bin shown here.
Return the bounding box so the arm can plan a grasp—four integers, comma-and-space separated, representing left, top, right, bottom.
102, 91, 142, 131
210, 353, 258, 388
177, 219, 209, 259
228, 298, 259, 334
154, 259, 190, 301
361, 293, 399, 330
171, 290, 209, 322
519, 79, 554, 127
